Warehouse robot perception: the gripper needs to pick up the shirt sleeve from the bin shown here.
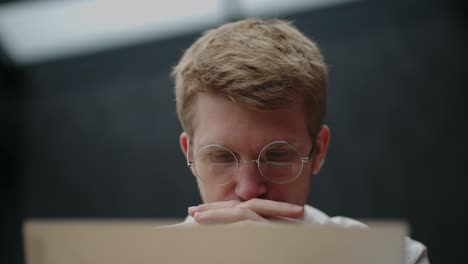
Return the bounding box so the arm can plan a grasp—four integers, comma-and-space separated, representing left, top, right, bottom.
405, 237, 430, 264
328, 216, 430, 264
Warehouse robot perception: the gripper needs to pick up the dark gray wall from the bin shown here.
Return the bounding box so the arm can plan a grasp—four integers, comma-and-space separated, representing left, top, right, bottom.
2, 1, 466, 263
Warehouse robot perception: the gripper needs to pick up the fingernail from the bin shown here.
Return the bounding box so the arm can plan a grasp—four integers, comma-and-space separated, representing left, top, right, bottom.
188, 206, 198, 214
292, 206, 304, 218
194, 212, 204, 219
293, 205, 304, 213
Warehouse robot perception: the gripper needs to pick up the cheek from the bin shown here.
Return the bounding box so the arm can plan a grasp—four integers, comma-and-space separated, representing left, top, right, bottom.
197, 180, 237, 203
267, 171, 312, 205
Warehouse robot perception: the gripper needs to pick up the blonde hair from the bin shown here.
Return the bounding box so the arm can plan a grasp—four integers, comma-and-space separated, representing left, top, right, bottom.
172, 18, 327, 138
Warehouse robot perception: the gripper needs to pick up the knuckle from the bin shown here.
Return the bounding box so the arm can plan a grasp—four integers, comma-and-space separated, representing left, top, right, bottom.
197, 204, 207, 211
234, 206, 249, 219
249, 198, 260, 205
251, 198, 260, 203
242, 198, 257, 208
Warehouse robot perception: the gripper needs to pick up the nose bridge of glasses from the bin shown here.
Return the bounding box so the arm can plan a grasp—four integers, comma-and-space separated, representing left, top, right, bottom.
237, 159, 261, 175
238, 159, 259, 165
236, 159, 264, 185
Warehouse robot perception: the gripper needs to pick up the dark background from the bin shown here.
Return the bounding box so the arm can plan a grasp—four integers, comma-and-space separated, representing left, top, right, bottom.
2, 0, 467, 263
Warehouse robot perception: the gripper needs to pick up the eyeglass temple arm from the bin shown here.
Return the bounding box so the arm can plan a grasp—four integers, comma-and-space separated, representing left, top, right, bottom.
187, 140, 193, 167
303, 134, 317, 161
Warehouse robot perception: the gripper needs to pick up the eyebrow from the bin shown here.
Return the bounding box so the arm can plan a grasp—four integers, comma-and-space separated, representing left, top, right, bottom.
199, 140, 305, 156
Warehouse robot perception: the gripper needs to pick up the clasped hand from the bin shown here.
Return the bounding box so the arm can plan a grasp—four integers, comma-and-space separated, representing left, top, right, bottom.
188, 198, 304, 225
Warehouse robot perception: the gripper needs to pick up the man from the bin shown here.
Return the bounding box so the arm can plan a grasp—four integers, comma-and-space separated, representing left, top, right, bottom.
171, 18, 429, 263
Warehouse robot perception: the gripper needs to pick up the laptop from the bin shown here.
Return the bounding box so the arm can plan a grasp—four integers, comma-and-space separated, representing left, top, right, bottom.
24, 220, 406, 264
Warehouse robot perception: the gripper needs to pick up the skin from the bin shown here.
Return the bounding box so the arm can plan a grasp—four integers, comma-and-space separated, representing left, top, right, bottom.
179, 93, 330, 225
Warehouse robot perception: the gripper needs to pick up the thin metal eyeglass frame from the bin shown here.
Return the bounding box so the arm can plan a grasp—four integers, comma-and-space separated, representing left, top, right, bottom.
186, 139, 316, 185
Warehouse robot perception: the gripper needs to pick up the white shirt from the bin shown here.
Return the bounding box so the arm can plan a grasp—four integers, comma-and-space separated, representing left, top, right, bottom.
184, 204, 430, 264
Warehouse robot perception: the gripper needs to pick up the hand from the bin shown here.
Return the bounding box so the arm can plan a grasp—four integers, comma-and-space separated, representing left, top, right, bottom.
188, 198, 304, 225
158, 221, 200, 228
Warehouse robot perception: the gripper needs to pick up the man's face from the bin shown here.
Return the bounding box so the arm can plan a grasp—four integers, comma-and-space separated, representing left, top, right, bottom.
180, 93, 329, 206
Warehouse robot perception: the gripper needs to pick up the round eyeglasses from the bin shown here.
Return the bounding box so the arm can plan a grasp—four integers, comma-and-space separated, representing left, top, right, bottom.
187, 141, 314, 186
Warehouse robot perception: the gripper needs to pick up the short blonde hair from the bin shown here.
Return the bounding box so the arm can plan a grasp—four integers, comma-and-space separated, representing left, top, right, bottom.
172, 18, 327, 138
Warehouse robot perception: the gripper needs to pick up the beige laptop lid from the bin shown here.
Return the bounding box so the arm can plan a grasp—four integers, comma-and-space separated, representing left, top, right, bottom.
24, 220, 406, 264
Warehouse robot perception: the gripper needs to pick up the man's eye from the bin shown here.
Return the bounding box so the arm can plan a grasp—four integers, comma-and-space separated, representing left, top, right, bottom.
265, 149, 295, 162
209, 152, 235, 163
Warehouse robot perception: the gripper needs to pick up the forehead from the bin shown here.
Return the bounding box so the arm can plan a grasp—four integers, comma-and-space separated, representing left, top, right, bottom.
190, 93, 310, 151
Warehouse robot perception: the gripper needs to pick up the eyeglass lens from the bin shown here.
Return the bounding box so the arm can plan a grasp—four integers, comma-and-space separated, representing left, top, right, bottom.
193, 142, 303, 185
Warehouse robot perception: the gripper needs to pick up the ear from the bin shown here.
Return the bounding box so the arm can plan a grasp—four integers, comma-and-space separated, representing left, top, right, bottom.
180, 132, 189, 157
312, 125, 330, 175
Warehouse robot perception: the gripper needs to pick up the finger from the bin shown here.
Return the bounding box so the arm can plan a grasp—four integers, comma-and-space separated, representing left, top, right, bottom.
242, 198, 304, 219
193, 207, 267, 224
158, 222, 200, 228
188, 200, 240, 216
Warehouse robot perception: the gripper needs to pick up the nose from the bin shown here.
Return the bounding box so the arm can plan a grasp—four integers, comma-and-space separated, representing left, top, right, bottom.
235, 160, 267, 201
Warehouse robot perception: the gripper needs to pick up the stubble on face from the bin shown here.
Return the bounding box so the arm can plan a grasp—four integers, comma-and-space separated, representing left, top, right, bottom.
189, 93, 315, 206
